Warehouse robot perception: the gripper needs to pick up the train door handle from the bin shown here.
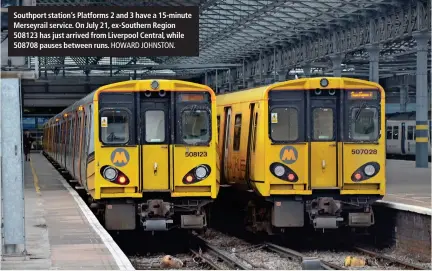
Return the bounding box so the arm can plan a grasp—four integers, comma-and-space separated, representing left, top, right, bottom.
153, 162, 158, 175
329, 143, 336, 147
161, 146, 168, 149
322, 160, 326, 169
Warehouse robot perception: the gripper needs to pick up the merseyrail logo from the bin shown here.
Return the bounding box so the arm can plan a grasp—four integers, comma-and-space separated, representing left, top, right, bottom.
279, 146, 298, 164
110, 148, 130, 167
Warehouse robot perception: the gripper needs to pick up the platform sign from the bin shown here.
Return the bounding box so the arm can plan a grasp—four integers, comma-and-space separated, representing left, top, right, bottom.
101, 117, 108, 128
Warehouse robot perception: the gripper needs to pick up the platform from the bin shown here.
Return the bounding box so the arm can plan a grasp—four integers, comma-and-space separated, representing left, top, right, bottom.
384, 159, 431, 208
1, 153, 134, 270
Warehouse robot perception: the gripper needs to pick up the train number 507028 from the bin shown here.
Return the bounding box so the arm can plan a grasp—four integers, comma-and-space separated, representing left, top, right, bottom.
351, 149, 377, 155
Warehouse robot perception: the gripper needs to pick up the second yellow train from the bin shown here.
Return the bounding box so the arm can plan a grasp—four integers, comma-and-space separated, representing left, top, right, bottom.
215, 77, 386, 233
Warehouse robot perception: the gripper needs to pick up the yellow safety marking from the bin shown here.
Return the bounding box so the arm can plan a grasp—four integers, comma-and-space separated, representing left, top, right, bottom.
415, 137, 429, 143
30, 160, 41, 194
416, 125, 428, 130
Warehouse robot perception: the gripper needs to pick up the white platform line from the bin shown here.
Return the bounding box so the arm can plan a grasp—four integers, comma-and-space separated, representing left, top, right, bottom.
58, 177, 135, 271
375, 200, 432, 216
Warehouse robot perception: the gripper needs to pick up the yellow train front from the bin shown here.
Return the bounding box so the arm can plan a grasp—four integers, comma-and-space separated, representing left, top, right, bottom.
43, 79, 219, 231
216, 77, 385, 233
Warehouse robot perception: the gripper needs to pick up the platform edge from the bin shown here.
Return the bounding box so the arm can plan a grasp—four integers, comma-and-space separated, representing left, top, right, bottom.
375, 200, 432, 216
58, 177, 135, 271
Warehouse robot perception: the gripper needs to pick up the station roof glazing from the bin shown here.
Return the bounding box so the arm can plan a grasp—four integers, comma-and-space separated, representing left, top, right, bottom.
5, 0, 430, 79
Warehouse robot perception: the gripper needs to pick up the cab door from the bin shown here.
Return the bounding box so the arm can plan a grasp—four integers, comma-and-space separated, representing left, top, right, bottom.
141, 101, 170, 191
310, 98, 338, 188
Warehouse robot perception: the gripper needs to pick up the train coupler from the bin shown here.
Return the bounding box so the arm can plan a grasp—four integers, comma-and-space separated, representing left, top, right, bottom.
142, 219, 173, 231
313, 216, 344, 229
307, 197, 343, 229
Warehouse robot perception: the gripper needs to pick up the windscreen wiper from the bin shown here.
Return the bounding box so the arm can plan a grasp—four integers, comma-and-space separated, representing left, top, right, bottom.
354, 102, 367, 121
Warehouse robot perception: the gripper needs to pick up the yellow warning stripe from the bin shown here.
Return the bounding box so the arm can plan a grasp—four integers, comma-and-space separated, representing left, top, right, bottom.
416, 137, 429, 143
30, 159, 41, 194
416, 125, 428, 130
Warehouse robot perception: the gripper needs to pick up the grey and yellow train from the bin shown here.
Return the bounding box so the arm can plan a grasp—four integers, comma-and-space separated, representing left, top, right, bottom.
215, 77, 386, 234
43, 80, 220, 231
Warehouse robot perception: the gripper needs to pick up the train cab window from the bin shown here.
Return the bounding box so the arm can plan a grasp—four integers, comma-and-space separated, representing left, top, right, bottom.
313, 108, 334, 140
145, 110, 165, 143
100, 110, 129, 144
270, 107, 298, 141
350, 107, 378, 141
407, 126, 414, 140
233, 114, 242, 151
181, 109, 210, 144
393, 126, 399, 140
386, 126, 393, 139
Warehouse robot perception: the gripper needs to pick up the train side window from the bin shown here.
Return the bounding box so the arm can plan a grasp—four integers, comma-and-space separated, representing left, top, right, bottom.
270, 107, 298, 141
233, 114, 242, 151
253, 113, 258, 152
393, 126, 399, 140
407, 126, 414, 140
313, 108, 334, 140
145, 110, 165, 143
100, 110, 129, 144
350, 107, 378, 141
386, 126, 393, 140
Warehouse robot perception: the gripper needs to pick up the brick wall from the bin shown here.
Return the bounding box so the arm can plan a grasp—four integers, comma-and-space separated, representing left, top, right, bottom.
372, 205, 431, 262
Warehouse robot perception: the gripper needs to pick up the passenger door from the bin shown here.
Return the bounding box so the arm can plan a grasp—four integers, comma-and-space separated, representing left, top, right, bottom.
141, 101, 170, 191
221, 107, 232, 183
310, 99, 338, 188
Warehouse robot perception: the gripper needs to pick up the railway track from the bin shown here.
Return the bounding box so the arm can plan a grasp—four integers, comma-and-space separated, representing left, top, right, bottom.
264, 242, 347, 270
353, 247, 428, 270
191, 234, 251, 270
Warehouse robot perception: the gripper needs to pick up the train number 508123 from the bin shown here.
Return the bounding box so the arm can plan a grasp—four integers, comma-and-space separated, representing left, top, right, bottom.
185, 151, 208, 157
351, 149, 377, 155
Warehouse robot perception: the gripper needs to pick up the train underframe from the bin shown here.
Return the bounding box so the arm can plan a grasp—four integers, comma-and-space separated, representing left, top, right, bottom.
89, 195, 212, 232
216, 188, 382, 235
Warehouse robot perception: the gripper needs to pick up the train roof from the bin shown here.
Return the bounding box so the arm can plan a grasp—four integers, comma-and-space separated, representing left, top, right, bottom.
216, 77, 383, 105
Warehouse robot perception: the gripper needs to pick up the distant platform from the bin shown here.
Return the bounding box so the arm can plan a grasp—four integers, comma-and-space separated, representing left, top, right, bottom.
1, 153, 134, 270
384, 159, 431, 209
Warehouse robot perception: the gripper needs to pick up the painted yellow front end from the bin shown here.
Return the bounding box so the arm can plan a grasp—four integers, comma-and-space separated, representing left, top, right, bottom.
262, 77, 386, 196
89, 80, 219, 200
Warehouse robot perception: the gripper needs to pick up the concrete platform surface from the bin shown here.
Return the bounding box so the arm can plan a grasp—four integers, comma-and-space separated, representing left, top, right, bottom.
1, 153, 134, 270
384, 159, 431, 208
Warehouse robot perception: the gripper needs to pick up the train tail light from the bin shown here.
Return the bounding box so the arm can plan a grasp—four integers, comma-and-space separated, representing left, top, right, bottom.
269, 162, 299, 182
351, 162, 380, 182
182, 164, 212, 184
100, 166, 130, 185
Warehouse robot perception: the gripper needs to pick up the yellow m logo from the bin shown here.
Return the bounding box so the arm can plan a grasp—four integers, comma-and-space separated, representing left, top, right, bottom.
282, 149, 297, 161
113, 152, 127, 164
280, 146, 298, 164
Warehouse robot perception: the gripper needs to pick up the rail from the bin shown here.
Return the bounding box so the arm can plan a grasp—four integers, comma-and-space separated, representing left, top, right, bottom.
193, 234, 251, 270
264, 242, 347, 270
354, 247, 427, 270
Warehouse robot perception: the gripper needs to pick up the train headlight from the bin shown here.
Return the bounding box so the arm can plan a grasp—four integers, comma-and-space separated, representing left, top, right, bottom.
195, 166, 208, 179
274, 165, 285, 177
103, 167, 118, 181
320, 78, 329, 87
364, 165, 375, 176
